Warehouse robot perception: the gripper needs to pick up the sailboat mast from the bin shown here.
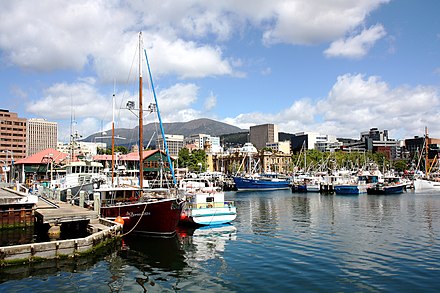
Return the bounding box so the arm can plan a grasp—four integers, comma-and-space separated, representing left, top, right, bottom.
111, 92, 115, 186
425, 126, 429, 177
138, 32, 144, 189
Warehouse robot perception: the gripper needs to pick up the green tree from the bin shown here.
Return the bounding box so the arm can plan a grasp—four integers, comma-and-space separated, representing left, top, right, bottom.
392, 160, 408, 172
178, 148, 191, 168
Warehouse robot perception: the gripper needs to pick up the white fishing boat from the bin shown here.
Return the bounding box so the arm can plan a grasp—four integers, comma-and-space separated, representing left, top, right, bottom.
179, 178, 236, 226
50, 160, 106, 201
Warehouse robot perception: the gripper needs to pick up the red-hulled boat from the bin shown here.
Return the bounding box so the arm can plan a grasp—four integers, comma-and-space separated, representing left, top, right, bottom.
97, 187, 184, 235
95, 32, 184, 236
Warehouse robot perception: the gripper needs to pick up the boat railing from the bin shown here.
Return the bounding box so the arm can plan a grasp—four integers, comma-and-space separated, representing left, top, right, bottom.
187, 201, 235, 209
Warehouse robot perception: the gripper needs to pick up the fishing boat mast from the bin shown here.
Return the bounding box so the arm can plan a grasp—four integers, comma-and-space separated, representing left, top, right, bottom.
111, 91, 115, 186
425, 126, 429, 177
138, 32, 144, 189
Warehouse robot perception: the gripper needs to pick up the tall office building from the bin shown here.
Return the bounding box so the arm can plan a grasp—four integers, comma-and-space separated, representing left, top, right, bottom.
26, 118, 58, 156
0, 109, 27, 176
249, 124, 278, 150
157, 134, 184, 157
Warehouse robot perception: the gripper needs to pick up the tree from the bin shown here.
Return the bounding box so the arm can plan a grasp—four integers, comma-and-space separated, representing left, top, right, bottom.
178, 148, 207, 172
393, 160, 408, 172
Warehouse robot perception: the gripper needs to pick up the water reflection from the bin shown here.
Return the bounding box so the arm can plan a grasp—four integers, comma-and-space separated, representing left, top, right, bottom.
2, 190, 440, 292
121, 234, 187, 271
178, 225, 237, 262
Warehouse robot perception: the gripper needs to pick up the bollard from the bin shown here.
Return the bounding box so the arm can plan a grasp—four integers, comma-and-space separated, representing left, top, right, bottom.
56, 189, 61, 202
67, 189, 72, 204
79, 190, 85, 207
94, 192, 100, 214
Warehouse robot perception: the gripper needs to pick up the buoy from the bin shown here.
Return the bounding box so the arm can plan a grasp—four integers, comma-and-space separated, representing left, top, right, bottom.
180, 212, 187, 220
115, 216, 124, 226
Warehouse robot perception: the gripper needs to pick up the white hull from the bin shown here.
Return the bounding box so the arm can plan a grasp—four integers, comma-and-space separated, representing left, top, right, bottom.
184, 206, 237, 226
413, 178, 440, 191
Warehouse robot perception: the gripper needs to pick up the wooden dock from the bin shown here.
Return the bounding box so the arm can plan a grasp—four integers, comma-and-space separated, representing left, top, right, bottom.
35, 197, 98, 225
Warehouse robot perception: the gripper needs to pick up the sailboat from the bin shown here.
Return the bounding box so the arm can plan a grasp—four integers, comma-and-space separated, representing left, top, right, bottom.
232, 143, 290, 191
94, 32, 185, 236
413, 127, 440, 191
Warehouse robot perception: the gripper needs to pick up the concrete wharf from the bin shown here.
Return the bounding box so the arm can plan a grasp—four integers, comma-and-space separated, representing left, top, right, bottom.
0, 189, 122, 265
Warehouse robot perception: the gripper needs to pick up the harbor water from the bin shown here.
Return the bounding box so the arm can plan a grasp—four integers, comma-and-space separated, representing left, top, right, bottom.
1, 189, 440, 292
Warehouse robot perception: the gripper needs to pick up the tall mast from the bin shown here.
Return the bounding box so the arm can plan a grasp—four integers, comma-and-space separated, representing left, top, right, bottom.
138, 32, 144, 189
425, 126, 429, 177
111, 91, 115, 186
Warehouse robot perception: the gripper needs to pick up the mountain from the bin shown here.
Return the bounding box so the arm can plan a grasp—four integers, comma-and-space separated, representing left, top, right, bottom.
82, 118, 245, 148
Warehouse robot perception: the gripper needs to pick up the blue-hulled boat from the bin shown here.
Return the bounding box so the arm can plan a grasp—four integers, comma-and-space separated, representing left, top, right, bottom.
367, 176, 406, 195
233, 173, 290, 191
334, 171, 380, 195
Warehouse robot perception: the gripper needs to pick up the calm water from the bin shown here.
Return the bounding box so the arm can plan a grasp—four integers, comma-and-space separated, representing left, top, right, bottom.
1, 189, 440, 292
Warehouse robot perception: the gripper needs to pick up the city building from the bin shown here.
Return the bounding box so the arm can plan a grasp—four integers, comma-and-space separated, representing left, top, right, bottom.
291, 132, 339, 152
211, 143, 292, 175
266, 140, 291, 154
57, 141, 106, 159
405, 132, 440, 172
26, 118, 58, 156
0, 109, 27, 182
338, 128, 402, 160
157, 134, 184, 157
249, 124, 278, 150
185, 134, 222, 153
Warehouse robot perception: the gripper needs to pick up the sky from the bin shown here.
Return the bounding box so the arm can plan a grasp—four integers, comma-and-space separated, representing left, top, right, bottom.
1, 0, 440, 143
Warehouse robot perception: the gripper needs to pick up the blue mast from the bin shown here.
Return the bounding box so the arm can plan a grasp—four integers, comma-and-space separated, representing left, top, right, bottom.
143, 49, 177, 186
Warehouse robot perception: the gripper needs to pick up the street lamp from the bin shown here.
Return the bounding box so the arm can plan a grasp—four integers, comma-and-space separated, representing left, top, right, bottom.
2, 150, 13, 184
0, 160, 6, 183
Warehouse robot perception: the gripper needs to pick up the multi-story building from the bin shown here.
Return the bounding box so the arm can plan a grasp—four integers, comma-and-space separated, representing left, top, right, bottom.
405, 132, 440, 172
249, 124, 278, 150
185, 134, 222, 153
26, 118, 58, 156
266, 140, 291, 154
57, 141, 106, 159
157, 134, 184, 157
0, 109, 27, 181
291, 132, 339, 152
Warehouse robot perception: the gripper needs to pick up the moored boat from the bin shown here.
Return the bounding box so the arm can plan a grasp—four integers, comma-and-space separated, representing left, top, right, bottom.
179, 178, 236, 226
334, 170, 380, 195
233, 173, 290, 191
96, 186, 184, 235
367, 175, 406, 195
96, 32, 184, 235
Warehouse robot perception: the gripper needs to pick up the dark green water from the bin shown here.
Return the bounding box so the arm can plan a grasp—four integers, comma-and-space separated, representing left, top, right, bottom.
1, 190, 440, 292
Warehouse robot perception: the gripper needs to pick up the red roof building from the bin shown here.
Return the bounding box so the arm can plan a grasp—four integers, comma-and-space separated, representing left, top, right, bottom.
13, 148, 69, 185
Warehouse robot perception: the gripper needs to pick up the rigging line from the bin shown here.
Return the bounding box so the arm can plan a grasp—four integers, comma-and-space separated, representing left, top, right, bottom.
143, 48, 177, 186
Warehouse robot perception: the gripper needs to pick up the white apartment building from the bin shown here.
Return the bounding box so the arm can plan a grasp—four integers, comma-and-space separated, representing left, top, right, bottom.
57, 141, 106, 159
157, 134, 184, 157
185, 134, 222, 153
26, 118, 58, 156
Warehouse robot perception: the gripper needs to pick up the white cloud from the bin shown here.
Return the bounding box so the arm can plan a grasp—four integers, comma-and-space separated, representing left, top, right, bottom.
324, 24, 387, 58
25, 78, 112, 120
262, 0, 389, 45
0, 0, 390, 77
204, 92, 217, 111
224, 73, 440, 139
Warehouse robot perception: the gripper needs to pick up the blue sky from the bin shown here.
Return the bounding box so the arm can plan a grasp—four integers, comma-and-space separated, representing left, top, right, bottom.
1, 0, 440, 142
